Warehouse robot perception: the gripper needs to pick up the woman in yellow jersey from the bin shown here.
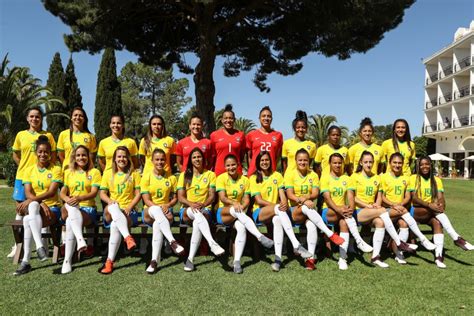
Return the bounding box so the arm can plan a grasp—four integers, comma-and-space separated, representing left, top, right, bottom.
314, 126, 349, 178
408, 156, 473, 268
9, 106, 57, 259
141, 148, 184, 274
351, 151, 416, 269
139, 115, 176, 175
348, 117, 383, 175
99, 146, 142, 274
281, 110, 317, 175
57, 107, 97, 170
97, 115, 139, 172
60, 145, 102, 274
250, 151, 311, 272
285, 149, 344, 271
13, 136, 62, 275
380, 153, 436, 265
320, 153, 372, 270
381, 119, 415, 176
177, 148, 225, 272
216, 154, 274, 274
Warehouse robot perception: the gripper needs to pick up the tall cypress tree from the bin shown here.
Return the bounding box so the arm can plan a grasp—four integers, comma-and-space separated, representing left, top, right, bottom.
46, 52, 68, 135
64, 56, 83, 111
94, 48, 123, 141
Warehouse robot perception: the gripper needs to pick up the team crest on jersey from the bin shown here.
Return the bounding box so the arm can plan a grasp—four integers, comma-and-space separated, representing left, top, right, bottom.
87, 175, 92, 180
309, 179, 313, 184
273, 179, 277, 184
47, 173, 52, 178
306, 146, 311, 150
402, 180, 406, 185
203, 178, 208, 183
163, 143, 168, 148
240, 184, 244, 189
236, 137, 241, 143
84, 138, 89, 143
374, 150, 378, 155
272, 136, 276, 141
202, 145, 207, 150
342, 153, 347, 157
342, 181, 347, 186
165, 181, 170, 187
374, 181, 378, 186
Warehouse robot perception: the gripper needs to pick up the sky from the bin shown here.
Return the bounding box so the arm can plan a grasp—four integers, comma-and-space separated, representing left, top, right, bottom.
1, 0, 473, 139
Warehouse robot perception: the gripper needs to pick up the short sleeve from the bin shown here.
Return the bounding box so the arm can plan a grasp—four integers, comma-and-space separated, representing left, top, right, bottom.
91, 169, 102, 187
52, 166, 63, 183
284, 172, 294, 189
177, 172, 185, 190
47, 132, 57, 151
63, 170, 71, 188
175, 140, 183, 157
170, 176, 177, 192
249, 176, 260, 197
314, 146, 323, 164
245, 132, 252, 151
128, 139, 138, 156
310, 143, 317, 160
344, 149, 350, 165
216, 174, 226, 192
132, 171, 141, 189
407, 175, 416, 192
320, 176, 330, 194
138, 138, 146, 156
244, 177, 250, 195
281, 141, 288, 159
90, 134, 98, 153
379, 175, 387, 193
100, 171, 110, 190
140, 174, 150, 194
310, 173, 320, 188
97, 139, 105, 157
381, 141, 389, 164
57, 131, 66, 151
12, 132, 22, 151
436, 177, 444, 192
348, 146, 355, 164
22, 167, 32, 184
276, 173, 284, 189
170, 139, 176, 155
208, 172, 216, 188
346, 176, 355, 191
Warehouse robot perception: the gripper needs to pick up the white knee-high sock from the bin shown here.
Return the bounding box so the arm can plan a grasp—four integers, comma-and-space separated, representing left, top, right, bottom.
372, 228, 385, 259
379, 212, 402, 245
275, 205, 300, 248
149, 206, 175, 243
435, 213, 460, 240
272, 216, 283, 262
22, 217, 33, 263
399, 228, 409, 242
188, 208, 217, 245
339, 232, 350, 260
108, 203, 131, 238
61, 228, 66, 245
15, 213, 23, 221
345, 217, 364, 243
188, 221, 202, 263
230, 207, 262, 239
233, 221, 246, 262
63, 219, 76, 264
27, 201, 44, 249
402, 213, 428, 241
433, 233, 444, 257
301, 205, 334, 237
107, 222, 121, 261
305, 220, 317, 257
151, 221, 164, 263
65, 204, 86, 246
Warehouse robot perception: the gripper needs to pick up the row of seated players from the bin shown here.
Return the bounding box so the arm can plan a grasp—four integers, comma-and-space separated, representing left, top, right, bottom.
12, 134, 473, 276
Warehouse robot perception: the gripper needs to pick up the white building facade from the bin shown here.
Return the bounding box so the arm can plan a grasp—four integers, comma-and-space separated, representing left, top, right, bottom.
423, 21, 474, 178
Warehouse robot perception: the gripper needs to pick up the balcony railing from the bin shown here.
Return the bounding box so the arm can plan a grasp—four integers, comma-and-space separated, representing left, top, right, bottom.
439, 65, 453, 78
454, 56, 472, 72
426, 72, 438, 85
452, 115, 471, 128
437, 121, 451, 131
424, 124, 437, 133
424, 115, 474, 134
454, 85, 472, 99
438, 91, 452, 105
425, 97, 438, 109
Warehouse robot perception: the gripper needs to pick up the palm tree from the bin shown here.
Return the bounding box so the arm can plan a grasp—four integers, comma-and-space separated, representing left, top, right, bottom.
307, 114, 349, 147
234, 117, 256, 134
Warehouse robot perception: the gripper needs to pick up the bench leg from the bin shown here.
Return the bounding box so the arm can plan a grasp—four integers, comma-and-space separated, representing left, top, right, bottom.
11, 225, 24, 265
50, 226, 61, 264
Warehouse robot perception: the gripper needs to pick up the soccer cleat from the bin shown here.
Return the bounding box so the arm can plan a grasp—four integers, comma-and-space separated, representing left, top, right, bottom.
294, 244, 312, 259
170, 240, 185, 256
454, 237, 474, 251
76, 239, 87, 252
100, 259, 114, 274
146, 260, 158, 274
329, 233, 345, 246
209, 242, 225, 256
421, 238, 436, 251
356, 240, 373, 253
82, 245, 95, 258
61, 260, 72, 274
139, 238, 148, 255
305, 258, 316, 271
7, 245, 17, 258
233, 261, 243, 274
394, 253, 407, 265
435, 256, 446, 269
338, 258, 348, 270
36, 247, 48, 262
398, 241, 417, 254
13, 262, 32, 276
371, 256, 389, 268
258, 235, 274, 249
271, 261, 281, 272
184, 259, 195, 272
124, 235, 137, 251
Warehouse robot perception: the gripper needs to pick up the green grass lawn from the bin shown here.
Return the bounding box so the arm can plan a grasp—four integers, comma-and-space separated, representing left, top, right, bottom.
1, 180, 473, 314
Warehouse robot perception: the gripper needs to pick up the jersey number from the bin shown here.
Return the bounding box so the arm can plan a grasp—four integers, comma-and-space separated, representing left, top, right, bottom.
75, 181, 84, 192
37, 181, 44, 191
156, 188, 163, 198
231, 190, 238, 200
266, 186, 273, 197
394, 186, 402, 195
300, 185, 309, 195
365, 187, 374, 196
117, 183, 126, 194
260, 142, 271, 151
333, 187, 343, 197
194, 184, 201, 196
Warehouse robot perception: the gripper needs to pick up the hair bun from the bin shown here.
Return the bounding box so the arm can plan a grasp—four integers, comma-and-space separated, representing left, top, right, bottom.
360, 117, 372, 126
295, 110, 307, 121
224, 104, 233, 112
37, 135, 49, 142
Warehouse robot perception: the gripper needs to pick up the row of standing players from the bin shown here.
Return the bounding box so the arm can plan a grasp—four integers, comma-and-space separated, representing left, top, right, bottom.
10, 105, 473, 275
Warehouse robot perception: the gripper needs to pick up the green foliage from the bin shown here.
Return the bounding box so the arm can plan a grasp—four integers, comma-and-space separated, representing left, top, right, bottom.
307, 114, 349, 147
64, 56, 83, 110
94, 48, 123, 142
0, 151, 16, 186
413, 136, 429, 158
46, 52, 69, 136
374, 124, 393, 144
213, 106, 256, 134
43, 0, 415, 134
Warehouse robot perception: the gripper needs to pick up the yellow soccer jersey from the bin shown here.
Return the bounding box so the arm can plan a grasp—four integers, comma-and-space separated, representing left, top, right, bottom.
177, 170, 216, 204
140, 172, 177, 205
380, 173, 409, 204
284, 169, 320, 207
12, 130, 57, 180
57, 130, 97, 170
315, 144, 349, 177
139, 136, 176, 175
216, 173, 250, 208
348, 142, 383, 174
381, 139, 416, 176
63, 168, 102, 207
351, 173, 381, 205
100, 170, 141, 209
320, 174, 354, 209
97, 136, 138, 173
408, 174, 444, 204
282, 138, 317, 173
22, 164, 62, 207
249, 172, 284, 205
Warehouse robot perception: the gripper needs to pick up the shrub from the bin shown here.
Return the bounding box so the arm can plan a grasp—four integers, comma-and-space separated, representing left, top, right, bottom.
0, 151, 17, 187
